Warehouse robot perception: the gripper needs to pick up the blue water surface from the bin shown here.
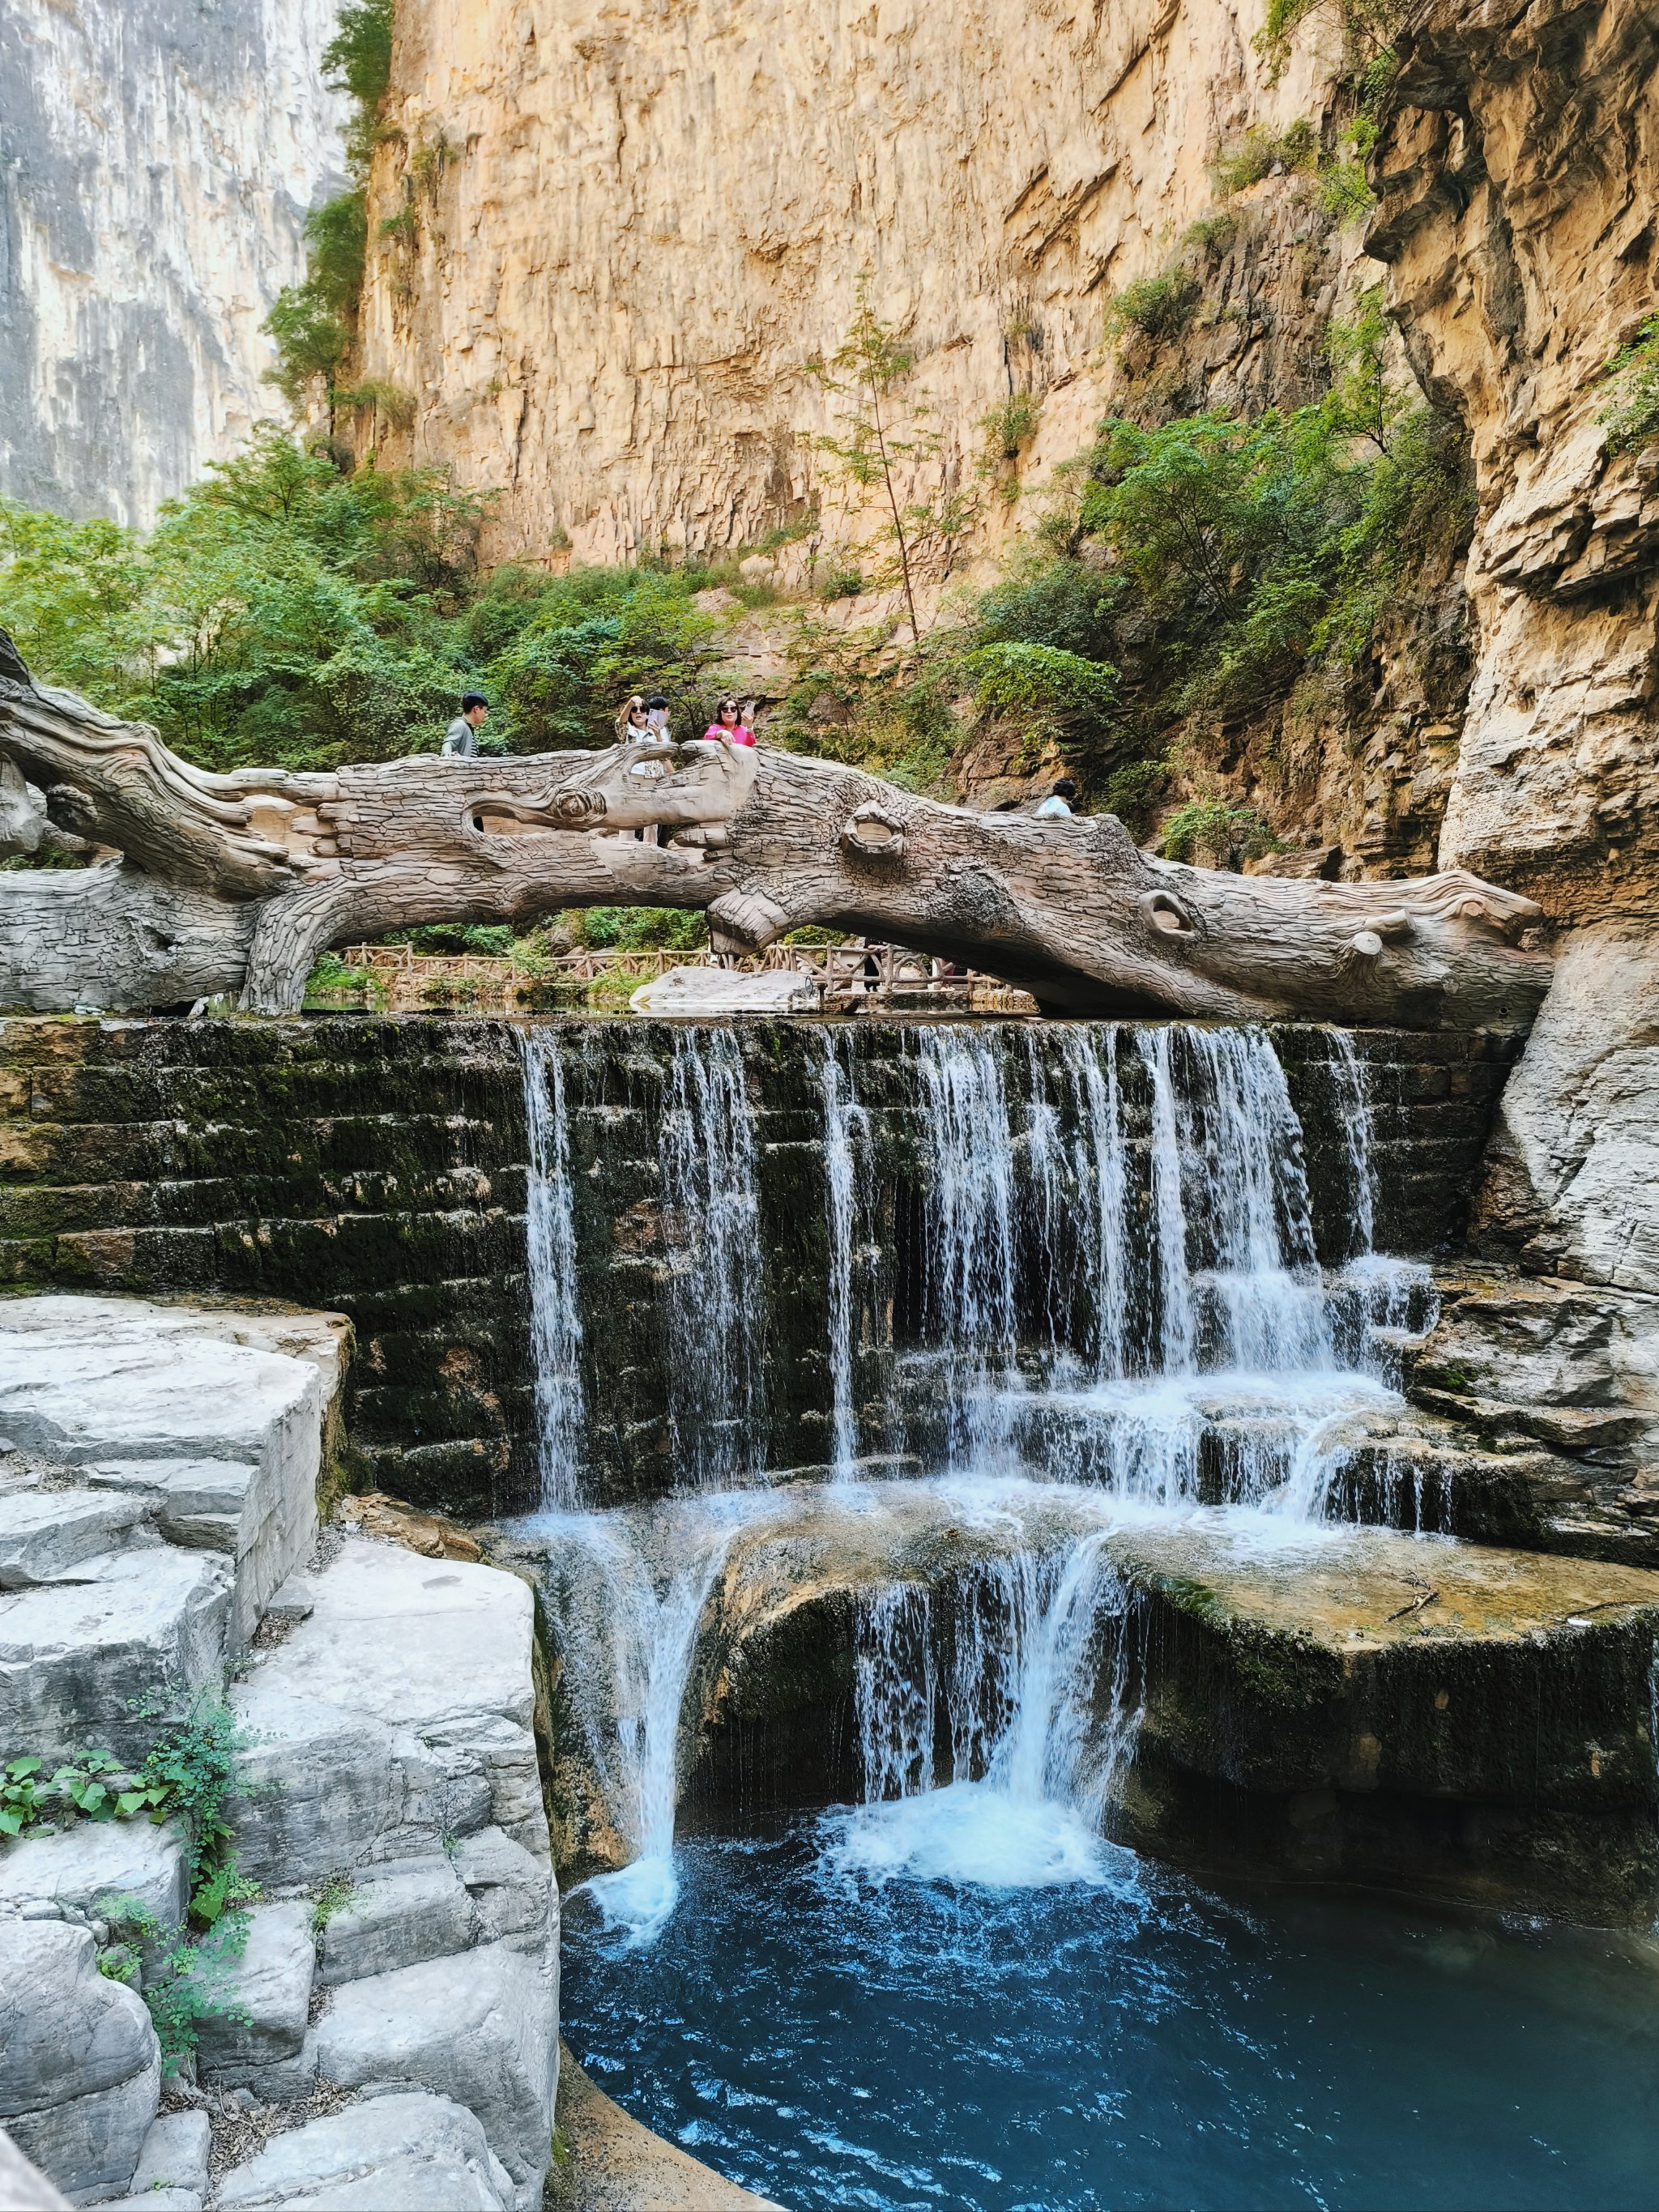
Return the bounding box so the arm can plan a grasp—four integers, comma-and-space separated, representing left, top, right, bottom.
561, 1819, 1659, 2212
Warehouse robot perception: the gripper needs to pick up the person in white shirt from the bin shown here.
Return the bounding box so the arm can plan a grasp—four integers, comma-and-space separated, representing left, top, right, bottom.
1033, 778, 1077, 818
442, 693, 489, 756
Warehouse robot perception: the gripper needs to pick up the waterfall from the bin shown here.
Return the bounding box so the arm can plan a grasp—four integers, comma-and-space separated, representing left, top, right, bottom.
833, 1534, 1141, 1889
1175, 1025, 1330, 1375
1137, 1028, 1198, 1375
549, 1494, 766, 1945
820, 1031, 868, 1483
1328, 1031, 1377, 1259
914, 1027, 1019, 1461
520, 1027, 586, 1511
659, 1027, 767, 1487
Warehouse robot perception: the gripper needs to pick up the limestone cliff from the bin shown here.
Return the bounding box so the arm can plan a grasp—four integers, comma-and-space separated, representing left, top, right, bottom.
1367, 0, 1659, 918
355, 0, 1656, 919
356, 0, 1365, 562
0, 0, 346, 526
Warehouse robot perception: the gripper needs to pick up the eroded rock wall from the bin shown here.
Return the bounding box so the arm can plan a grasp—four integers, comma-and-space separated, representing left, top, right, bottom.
1367, 0, 1659, 920
0, 0, 347, 526
354, 0, 1366, 565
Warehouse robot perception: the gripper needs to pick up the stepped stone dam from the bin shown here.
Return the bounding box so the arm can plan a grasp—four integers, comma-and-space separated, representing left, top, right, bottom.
4, 1005, 1659, 2207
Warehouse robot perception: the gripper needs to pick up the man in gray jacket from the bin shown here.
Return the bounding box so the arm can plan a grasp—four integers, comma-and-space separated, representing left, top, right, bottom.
442, 693, 490, 756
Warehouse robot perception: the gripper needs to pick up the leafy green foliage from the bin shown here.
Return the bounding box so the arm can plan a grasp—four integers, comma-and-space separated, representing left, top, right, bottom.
1212, 118, 1320, 196
1033, 299, 1471, 746
980, 392, 1041, 464
0, 433, 726, 774
1601, 316, 1659, 454
97, 1894, 255, 2072
264, 0, 395, 415
138, 1699, 244, 1884
809, 279, 939, 637
1, 1751, 161, 1836
966, 641, 1117, 739
1105, 272, 1202, 349
1160, 798, 1277, 864
559, 906, 709, 953
322, 0, 395, 111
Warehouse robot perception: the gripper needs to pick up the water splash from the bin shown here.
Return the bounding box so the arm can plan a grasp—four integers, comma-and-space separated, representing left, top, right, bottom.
659, 1027, 767, 1487
520, 1026, 585, 1511
831, 1532, 1141, 1890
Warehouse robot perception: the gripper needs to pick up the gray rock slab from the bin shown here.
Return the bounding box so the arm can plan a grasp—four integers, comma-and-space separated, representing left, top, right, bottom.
130, 2108, 210, 2197
194, 1903, 314, 2075
312, 1943, 557, 2210
0, 1819, 186, 1943
0, 1490, 146, 1589
315, 1858, 475, 1986
0, 1920, 160, 2203
215, 2092, 510, 2210
0, 2125, 71, 2209
100, 2192, 200, 2211
450, 1827, 554, 1950
0, 1298, 343, 1649
0, 1548, 230, 1764
1478, 923, 1659, 1294
229, 1540, 547, 1865
225, 1692, 405, 1892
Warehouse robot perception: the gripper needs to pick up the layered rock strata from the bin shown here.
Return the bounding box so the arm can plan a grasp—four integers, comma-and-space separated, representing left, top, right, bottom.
0, 1294, 561, 2211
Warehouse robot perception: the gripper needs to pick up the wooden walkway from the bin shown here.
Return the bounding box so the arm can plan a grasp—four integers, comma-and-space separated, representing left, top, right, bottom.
322, 940, 1037, 1015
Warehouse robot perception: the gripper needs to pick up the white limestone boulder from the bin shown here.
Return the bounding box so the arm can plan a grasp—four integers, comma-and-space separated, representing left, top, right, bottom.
314, 1857, 476, 1985
193, 1902, 314, 2080
0, 1298, 349, 1649
629, 963, 820, 1016
215, 2091, 512, 2210
450, 1827, 554, 1950
0, 1489, 147, 1589
0, 1819, 187, 1947
0, 1920, 160, 2203
228, 1540, 548, 1877
129, 2109, 211, 2199
0, 1548, 230, 1764
313, 1944, 556, 2211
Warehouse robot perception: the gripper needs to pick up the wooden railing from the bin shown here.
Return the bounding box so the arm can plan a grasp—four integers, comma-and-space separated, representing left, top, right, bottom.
321, 940, 1036, 1015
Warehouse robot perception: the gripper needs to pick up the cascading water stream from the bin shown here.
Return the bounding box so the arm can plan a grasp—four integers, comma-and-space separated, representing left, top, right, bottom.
520, 1027, 586, 1511
548, 1494, 769, 1946
525, 1014, 1440, 1945
819, 1031, 869, 1484
659, 1026, 768, 1487
831, 1532, 1141, 1890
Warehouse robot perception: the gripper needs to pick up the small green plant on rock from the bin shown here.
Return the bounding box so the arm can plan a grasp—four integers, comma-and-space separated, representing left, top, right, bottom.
96, 1894, 254, 2073
311, 1873, 356, 1932
1161, 798, 1278, 867
1601, 316, 1659, 454
1105, 272, 1202, 352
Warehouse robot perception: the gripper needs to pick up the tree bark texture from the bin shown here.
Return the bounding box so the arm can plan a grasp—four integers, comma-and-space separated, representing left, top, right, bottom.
0, 666, 1553, 1028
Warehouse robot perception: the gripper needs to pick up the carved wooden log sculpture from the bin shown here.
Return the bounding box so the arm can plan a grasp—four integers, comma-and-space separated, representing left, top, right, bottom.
0, 653, 1553, 1028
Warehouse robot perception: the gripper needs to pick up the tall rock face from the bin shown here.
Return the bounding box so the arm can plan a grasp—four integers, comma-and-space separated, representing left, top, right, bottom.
0, 0, 346, 526
1367, 0, 1659, 922
357, 0, 1657, 919
354, 0, 1363, 563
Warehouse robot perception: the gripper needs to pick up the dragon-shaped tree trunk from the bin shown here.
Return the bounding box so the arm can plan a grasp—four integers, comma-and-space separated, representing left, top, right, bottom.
0, 655, 1552, 1029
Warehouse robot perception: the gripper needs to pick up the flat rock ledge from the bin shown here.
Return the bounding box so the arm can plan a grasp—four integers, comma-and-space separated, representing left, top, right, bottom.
0, 1295, 565, 2211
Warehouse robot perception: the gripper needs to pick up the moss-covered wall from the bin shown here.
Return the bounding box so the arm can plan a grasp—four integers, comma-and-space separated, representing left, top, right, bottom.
0, 1014, 1517, 1516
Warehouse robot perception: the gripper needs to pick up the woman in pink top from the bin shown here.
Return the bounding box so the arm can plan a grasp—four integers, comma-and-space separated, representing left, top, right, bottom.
703, 696, 756, 748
